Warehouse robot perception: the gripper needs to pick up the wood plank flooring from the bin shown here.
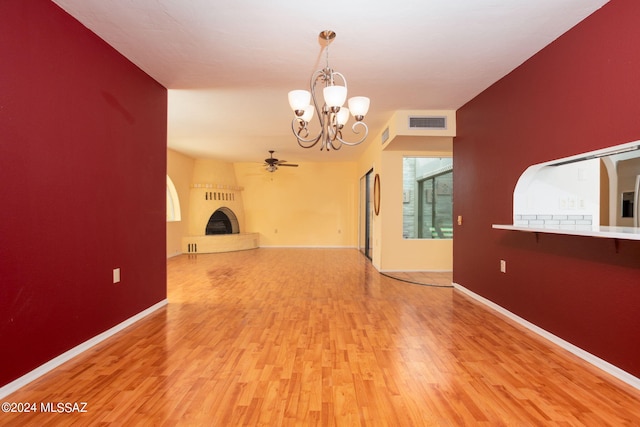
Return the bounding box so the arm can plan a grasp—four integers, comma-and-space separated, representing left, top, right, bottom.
2, 248, 639, 425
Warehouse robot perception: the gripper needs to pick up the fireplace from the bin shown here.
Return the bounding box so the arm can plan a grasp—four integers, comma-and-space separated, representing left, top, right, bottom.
183, 185, 258, 253
205, 207, 239, 235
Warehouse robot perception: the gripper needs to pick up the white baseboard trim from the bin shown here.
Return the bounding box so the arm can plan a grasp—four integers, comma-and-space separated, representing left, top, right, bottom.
0, 299, 168, 399
258, 245, 357, 249
380, 269, 453, 273
452, 283, 640, 391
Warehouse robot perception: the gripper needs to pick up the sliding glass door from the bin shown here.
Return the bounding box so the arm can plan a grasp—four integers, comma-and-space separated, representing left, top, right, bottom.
359, 169, 374, 259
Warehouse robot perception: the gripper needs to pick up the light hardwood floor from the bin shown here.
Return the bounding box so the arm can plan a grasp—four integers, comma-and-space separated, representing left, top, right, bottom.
2, 248, 639, 425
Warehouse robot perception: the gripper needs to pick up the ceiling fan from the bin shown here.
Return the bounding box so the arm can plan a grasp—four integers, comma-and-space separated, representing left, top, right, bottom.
264, 150, 298, 172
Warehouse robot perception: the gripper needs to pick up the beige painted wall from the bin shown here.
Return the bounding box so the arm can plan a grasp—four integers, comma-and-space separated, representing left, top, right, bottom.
356, 111, 455, 272
167, 111, 454, 270
234, 161, 358, 247
167, 149, 194, 257
379, 150, 453, 271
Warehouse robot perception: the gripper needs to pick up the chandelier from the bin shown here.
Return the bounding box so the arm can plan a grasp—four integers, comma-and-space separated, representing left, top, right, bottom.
288, 30, 370, 151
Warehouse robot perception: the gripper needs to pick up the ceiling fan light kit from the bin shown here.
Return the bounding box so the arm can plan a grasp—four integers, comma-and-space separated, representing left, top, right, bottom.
288, 30, 370, 151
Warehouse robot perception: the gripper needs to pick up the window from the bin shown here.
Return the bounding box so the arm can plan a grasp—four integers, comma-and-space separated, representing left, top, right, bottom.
166, 175, 181, 222
403, 157, 453, 239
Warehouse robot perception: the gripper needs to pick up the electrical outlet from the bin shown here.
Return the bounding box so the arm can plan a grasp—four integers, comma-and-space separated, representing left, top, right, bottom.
113, 268, 121, 283
500, 260, 506, 273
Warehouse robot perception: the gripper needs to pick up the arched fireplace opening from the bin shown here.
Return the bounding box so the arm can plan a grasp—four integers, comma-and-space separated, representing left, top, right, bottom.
205, 207, 239, 235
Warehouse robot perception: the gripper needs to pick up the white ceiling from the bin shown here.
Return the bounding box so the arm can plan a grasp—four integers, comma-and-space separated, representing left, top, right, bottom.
52, 0, 608, 164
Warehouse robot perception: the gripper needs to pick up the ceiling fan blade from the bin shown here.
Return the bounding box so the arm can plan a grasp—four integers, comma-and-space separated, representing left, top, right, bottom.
279, 163, 298, 167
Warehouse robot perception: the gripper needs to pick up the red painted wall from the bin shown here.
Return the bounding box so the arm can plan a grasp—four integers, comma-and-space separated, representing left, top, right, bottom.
454, 0, 640, 377
0, 0, 167, 386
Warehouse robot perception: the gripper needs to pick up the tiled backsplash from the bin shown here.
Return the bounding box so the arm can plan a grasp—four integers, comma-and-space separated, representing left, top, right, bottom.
514, 214, 593, 227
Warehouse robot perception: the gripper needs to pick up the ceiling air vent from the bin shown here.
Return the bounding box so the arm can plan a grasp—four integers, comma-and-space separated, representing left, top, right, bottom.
381, 127, 390, 144
409, 116, 447, 130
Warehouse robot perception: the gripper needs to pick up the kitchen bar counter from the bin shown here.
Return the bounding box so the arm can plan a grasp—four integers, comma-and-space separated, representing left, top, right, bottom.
492, 224, 640, 241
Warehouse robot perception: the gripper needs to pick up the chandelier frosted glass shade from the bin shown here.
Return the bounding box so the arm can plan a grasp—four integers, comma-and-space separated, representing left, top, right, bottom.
323, 85, 347, 109
288, 30, 370, 151
288, 90, 311, 112
300, 105, 315, 122
348, 96, 370, 119
336, 108, 350, 126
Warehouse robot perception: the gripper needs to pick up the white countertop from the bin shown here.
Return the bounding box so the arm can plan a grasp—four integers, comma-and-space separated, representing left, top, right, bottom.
492, 224, 640, 240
